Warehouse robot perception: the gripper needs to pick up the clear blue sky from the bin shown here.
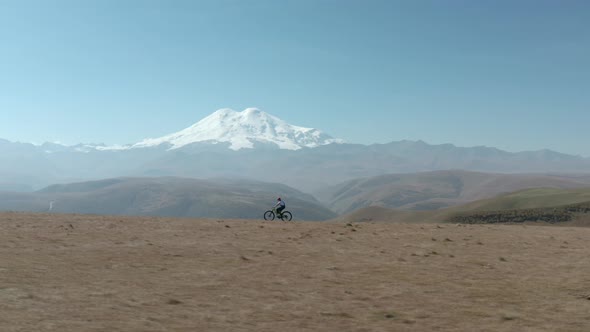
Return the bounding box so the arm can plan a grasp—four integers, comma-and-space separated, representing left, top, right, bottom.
1, 0, 589, 155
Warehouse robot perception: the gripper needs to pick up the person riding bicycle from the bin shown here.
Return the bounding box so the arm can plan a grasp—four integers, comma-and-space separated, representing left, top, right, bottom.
274, 197, 285, 217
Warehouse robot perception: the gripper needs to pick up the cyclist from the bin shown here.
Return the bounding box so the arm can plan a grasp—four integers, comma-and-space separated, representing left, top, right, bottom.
274, 197, 286, 217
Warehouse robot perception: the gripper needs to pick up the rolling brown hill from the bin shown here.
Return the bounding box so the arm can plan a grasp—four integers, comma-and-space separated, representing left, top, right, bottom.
336, 187, 590, 226
316, 170, 590, 214
444, 187, 590, 212
0, 177, 337, 221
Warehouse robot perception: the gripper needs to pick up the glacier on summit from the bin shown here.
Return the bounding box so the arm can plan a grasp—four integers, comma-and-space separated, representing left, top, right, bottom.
131, 108, 344, 151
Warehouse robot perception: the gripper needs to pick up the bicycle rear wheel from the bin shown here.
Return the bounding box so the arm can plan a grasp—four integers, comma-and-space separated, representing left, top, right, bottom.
263, 210, 275, 220
282, 211, 293, 221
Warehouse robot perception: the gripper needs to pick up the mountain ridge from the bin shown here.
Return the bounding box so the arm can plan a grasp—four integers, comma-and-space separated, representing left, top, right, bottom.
17, 108, 587, 158
2, 138, 590, 193
317, 170, 590, 214
335, 187, 590, 225
0, 177, 337, 220
1, 108, 590, 193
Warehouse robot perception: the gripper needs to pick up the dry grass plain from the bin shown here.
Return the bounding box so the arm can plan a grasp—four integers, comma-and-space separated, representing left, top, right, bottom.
1, 212, 590, 331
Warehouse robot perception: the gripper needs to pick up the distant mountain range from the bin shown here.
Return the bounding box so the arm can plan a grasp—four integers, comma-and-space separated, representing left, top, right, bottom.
35, 108, 344, 153
2, 108, 590, 193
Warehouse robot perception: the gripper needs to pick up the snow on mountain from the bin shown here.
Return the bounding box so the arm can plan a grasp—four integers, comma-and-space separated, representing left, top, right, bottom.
131, 108, 344, 151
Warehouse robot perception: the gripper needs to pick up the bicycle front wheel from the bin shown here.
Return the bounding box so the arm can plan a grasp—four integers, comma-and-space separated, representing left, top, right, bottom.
282, 211, 293, 221
263, 210, 275, 221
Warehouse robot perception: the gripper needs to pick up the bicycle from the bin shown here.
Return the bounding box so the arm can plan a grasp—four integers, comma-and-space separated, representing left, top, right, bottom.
263, 207, 293, 221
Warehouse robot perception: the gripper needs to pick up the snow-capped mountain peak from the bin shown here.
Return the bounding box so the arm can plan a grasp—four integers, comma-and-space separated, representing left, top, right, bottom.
131, 108, 344, 151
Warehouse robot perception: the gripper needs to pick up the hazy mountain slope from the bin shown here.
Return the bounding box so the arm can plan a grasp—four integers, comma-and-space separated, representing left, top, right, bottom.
2, 177, 336, 220
133, 142, 590, 194
368, 140, 590, 173
317, 170, 590, 214
0, 140, 61, 191
0, 192, 51, 212
445, 187, 590, 213
336, 187, 590, 224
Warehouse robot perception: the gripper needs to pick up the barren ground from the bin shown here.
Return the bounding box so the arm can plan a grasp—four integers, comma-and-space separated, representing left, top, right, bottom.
1, 212, 589, 331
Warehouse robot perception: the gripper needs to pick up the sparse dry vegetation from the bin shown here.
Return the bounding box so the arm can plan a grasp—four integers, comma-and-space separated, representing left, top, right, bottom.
447, 202, 590, 224
1, 212, 590, 331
